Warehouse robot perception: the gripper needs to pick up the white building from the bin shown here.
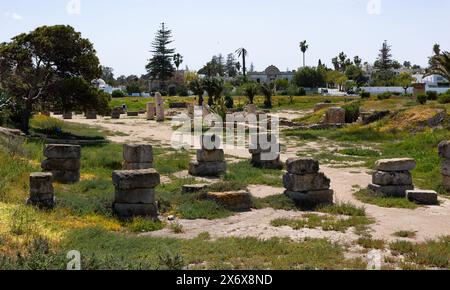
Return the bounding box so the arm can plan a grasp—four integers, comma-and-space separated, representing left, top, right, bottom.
91, 79, 125, 94
248, 65, 295, 84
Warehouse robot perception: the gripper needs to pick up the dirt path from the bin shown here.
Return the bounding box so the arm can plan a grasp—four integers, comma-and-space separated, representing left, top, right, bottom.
61, 114, 450, 243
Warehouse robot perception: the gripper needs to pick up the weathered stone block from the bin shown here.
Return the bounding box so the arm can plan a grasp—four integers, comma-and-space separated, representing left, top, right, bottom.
441, 160, 450, 176
113, 203, 158, 219
196, 149, 225, 162
85, 110, 97, 119
368, 183, 414, 197
115, 188, 155, 204
63, 112, 73, 120
283, 172, 330, 192
51, 170, 80, 184
122, 162, 153, 170
375, 158, 416, 172
372, 171, 413, 186
29, 173, 54, 195
41, 159, 81, 171
27, 196, 55, 209
123, 144, 153, 163
112, 169, 161, 190
188, 161, 226, 177
155, 92, 164, 122
182, 184, 209, 194
438, 141, 450, 159
284, 190, 334, 208
44, 144, 81, 159
251, 154, 283, 170
324, 107, 346, 124
286, 158, 319, 175
111, 109, 121, 119
406, 190, 438, 205
146, 103, 155, 120
207, 190, 252, 211
127, 111, 139, 117
443, 175, 450, 192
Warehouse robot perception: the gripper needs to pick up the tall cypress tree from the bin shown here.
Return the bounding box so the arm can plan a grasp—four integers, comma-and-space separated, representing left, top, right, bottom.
146, 23, 175, 87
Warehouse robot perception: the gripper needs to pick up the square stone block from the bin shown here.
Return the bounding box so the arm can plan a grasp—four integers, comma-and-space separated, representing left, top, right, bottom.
113, 203, 158, 219
196, 149, 225, 162
368, 183, 414, 197
285, 158, 319, 175
438, 141, 450, 159
115, 188, 155, 204
122, 162, 153, 170
372, 171, 412, 186
41, 158, 81, 171
123, 144, 153, 163
375, 158, 416, 172
284, 190, 334, 208
112, 169, 161, 190
406, 190, 438, 205
207, 190, 252, 211
188, 161, 226, 177
51, 170, 80, 184
44, 144, 81, 159
283, 172, 330, 192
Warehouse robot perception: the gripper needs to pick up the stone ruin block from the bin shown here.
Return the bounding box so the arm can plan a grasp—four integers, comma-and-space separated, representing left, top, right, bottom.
42, 144, 81, 184
155, 92, 165, 122
439, 141, 450, 193
122, 144, 153, 170
438, 141, 450, 159
375, 158, 417, 172
111, 107, 122, 119
85, 110, 97, 119
27, 172, 55, 209
188, 160, 226, 177
206, 190, 252, 211
324, 107, 346, 125
63, 112, 73, 120
112, 169, 161, 219
146, 103, 155, 120
368, 183, 414, 198
283, 157, 334, 208
127, 111, 139, 117
182, 184, 209, 194
249, 134, 283, 170
406, 190, 438, 205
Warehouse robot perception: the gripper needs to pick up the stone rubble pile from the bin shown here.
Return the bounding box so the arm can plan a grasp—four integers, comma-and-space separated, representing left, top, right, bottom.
41, 144, 81, 184
368, 158, 415, 197
283, 158, 334, 208
112, 169, 160, 219
122, 144, 154, 170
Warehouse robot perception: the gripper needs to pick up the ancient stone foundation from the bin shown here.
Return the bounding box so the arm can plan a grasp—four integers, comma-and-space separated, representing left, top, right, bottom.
27, 172, 55, 209
207, 190, 252, 211
368, 158, 416, 197
439, 141, 450, 193
283, 158, 334, 208
112, 169, 160, 219
122, 144, 153, 170
249, 134, 283, 170
42, 144, 81, 184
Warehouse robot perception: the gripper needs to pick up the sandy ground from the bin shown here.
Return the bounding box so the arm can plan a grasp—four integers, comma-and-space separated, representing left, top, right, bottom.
60, 114, 450, 243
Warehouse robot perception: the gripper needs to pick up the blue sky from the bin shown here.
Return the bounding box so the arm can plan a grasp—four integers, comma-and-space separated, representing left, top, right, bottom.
1, 0, 450, 76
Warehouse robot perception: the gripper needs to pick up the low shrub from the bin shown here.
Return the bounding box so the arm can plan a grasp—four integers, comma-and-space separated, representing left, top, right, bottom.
360, 91, 370, 99
438, 93, 450, 104
377, 92, 392, 100
417, 94, 427, 105
342, 102, 361, 123
426, 91, 438, 101
111, 90, 126, 98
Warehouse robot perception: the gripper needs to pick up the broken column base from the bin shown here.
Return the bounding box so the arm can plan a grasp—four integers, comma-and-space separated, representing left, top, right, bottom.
251, 154, 284, 170
113, 203, 158, 220
207, 190, 252, 211
188, 161, 226, 177
368, 183, 414, 198
284, 190, 334, 209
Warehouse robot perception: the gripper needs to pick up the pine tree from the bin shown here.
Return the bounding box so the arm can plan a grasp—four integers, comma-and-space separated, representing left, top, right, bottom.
374, 40, 393, 70
146, 23, 175, 86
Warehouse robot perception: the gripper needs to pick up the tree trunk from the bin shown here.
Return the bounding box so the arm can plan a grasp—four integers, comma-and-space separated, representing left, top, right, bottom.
20, 102, 33, 135
242, 56, 246, 78
303, 53, 305, 68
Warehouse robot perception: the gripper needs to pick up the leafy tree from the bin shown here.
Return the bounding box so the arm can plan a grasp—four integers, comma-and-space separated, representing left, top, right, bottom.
396, 72, 415, 94
299, 40, 309, 67
188, 79, 205, 106
126, 84, 141, 95
345, 65, 368, 88
372, 41, 397, 86
203, 77, 223, 106
236, 48, 248, 78
173, 53, 183, 71
260, 82, 275, 108
425, 44, 450, 83
353, 56, 362, 67
293, 67, 326, 88
243, 82, 259, 104
198, 55, 225, 77
145, 23, 176, 87
0, 25, 101, 133
403, 61, 411, 68
101, 66, 116, 85
225, 53, 238, 77
112, 90, 126, 98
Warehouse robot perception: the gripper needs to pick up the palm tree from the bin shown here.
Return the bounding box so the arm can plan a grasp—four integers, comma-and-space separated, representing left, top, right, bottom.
236, 48, 248, 78
173, 53, 183, 71
188, 79, 205, 106
260, 82, 275, 109
425, 44, 450, 82
300, 40, 309, 68
243, 82, 259, 104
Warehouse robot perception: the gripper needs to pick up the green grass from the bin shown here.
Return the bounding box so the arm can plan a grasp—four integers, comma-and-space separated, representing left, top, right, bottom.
126, 218, 166, 233
317, 202, 366, 217
357, 237, 385, 250
354, 189, 418, 209
225, 160, 284, 187
393, 230, 417, 239
338, 148, 381, 158
389, 237, 450, 269
271, 213, 373, 233
252, 195, 298, 211
0, 226, 365, 270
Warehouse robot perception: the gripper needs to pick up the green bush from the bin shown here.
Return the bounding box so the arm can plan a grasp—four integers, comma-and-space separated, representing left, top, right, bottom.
111, 90, 126, 98
177, 85, 189, 97
343, 102, 361, 123
168, 85, 177, 97
377, 92, 392, 100
426, 91, 438, 101
438, 93, 450, 104
360, 91, 370, 99
225, 95, 234, 109
417, 94, 428, 105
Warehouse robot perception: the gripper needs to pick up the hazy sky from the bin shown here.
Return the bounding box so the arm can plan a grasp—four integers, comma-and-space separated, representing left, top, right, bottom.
1, 0, 450, 76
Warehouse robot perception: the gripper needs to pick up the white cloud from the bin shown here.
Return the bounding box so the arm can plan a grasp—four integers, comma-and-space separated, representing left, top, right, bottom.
4, 11, 23, 20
